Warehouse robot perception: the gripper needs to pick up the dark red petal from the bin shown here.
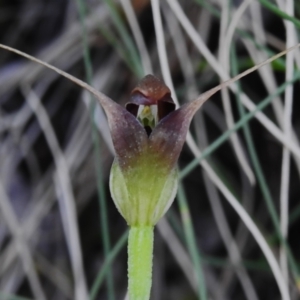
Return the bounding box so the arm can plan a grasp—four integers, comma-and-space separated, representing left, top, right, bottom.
99, 97, 148, 170
128, 92, 154, 106
149, 87, 219, 170
125, 103, 139, 117
131, 75, 171, 104
157, 96, 176, 121
149, 103, 194, 170
128, 75, 176, 120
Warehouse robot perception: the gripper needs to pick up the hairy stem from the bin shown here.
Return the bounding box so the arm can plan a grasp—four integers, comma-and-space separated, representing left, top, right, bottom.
128, 226, 154, 300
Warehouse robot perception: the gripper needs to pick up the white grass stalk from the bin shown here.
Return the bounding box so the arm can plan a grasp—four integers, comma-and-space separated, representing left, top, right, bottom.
82, 58, 117, 154
226, 1, 300, 179
245, 2, 300, 177
0, 5, 109, 96
0, 192, 54, 277
161, 11, 232, 298
157, 218, 199, 293
36, 253, 72, 298
0, 182, 46, 300
0, 102, 91, 287
187, 136, 290, 300
22, 86, 88, 300
123, 291, 129, 300
197, 7, 213, 48
151, 2, 206, 291
165, 0, 300, 161
219, 4, 261, 297
223, 0, 253, 61
152, 1, 289, 299
218, 0, 255, 185
279, 0, 295, 283
202, 172, 259, 300
150, 0, 178, 106
158, 218, 229, 299
164, 6, 258, 299
119, 0, 153, 75
0, 94, 93, 288
162, 6, 197, 100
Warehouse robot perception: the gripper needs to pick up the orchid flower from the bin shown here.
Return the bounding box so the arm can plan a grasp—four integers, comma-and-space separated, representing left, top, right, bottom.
110, 74, 203, 300
0, 43, 298, 300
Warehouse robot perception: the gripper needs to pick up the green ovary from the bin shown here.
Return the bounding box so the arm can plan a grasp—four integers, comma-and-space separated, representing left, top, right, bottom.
109, 150, 178, 299
109, 150, 178, 226
128, 226, 154, 300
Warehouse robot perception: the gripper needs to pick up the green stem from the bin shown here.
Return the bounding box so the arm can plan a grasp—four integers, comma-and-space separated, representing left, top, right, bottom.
128, 226, 154, 300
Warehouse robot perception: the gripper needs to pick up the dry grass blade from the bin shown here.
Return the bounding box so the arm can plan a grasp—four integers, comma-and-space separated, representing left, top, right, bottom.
22, 86, 88, 300
0, 182, 46, 300
218, 0, 255, 185
279, 0, 296, 284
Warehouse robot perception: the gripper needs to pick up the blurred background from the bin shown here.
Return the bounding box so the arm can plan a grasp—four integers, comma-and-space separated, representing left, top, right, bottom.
0, 0, 300, 299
